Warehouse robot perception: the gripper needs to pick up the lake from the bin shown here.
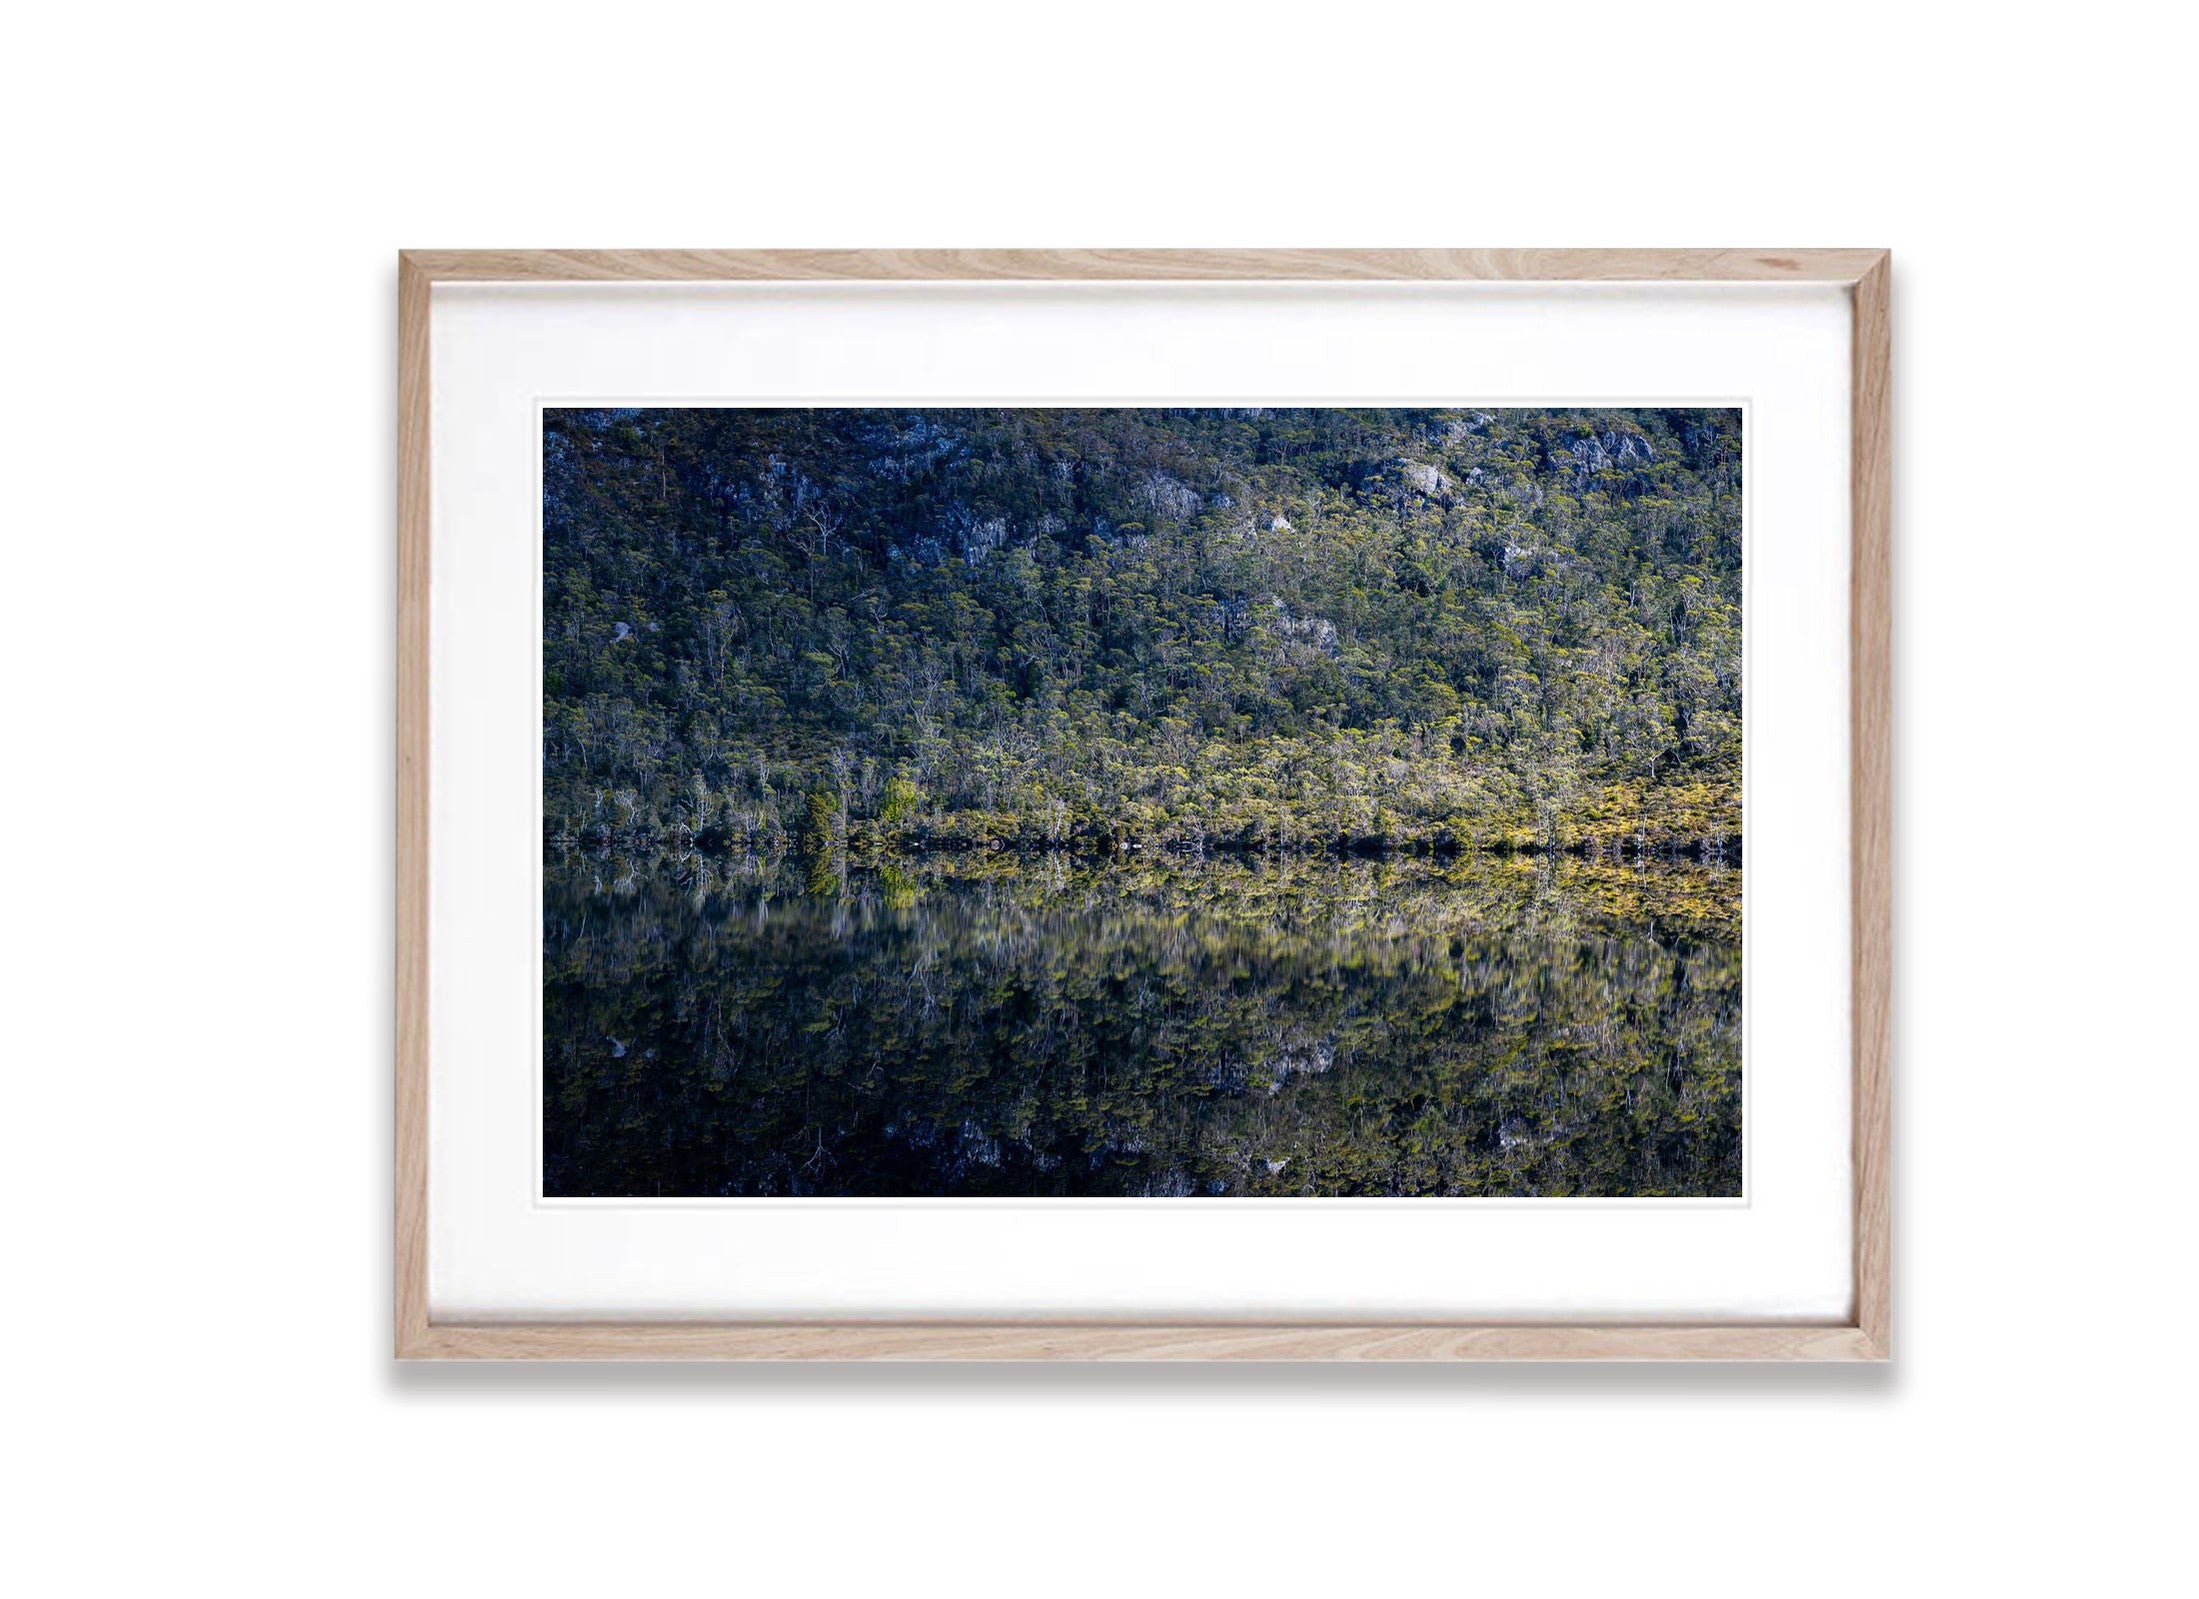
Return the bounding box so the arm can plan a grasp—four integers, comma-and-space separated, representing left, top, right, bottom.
543, 852, 1741, 1198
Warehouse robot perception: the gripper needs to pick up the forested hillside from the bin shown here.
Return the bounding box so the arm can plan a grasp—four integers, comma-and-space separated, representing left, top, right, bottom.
544, 406, 1741, 859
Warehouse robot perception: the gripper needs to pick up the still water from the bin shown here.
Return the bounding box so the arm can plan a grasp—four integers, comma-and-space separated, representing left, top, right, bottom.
544, 853, 1741, 1198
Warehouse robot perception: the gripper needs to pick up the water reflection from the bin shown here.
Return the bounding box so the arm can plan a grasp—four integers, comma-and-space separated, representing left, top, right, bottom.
544, 854, 1741, 1198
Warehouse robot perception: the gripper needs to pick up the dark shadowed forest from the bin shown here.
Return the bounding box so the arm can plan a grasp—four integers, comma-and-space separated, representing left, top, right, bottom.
544, 407, 1743, 1198
544, 406, 1741, 862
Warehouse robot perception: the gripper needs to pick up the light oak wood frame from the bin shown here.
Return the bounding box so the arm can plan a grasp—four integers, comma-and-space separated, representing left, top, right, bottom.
397, 249, 1891, 1360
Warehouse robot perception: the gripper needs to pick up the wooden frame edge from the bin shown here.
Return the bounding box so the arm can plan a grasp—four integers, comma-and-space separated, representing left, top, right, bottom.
402, 1321, 1880, 1362
1850, 252, 1893, 1360
395, 249, 1892, 1362
396, 254, 432, 1358
400, 246, 1884, 284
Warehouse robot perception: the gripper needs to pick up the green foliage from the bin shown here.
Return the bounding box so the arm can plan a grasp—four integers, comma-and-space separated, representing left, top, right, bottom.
543, 406, 1743, 859
800, 787, 838, 856
879, 775, 922, 827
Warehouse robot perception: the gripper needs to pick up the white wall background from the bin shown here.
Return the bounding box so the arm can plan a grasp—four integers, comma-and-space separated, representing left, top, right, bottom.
5, 3, 2190, 1593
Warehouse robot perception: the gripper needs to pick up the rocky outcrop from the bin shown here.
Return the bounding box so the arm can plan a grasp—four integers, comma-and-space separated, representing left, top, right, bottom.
1400, 459, 1453, 497
1269, 598, 1339, 657
1134, 470, 1203, 524
1438, 411, 1495, 444
1561, 430, 1655, 491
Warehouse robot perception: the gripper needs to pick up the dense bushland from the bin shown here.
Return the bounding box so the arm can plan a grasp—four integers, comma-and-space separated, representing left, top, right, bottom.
544, 406, 1741, 859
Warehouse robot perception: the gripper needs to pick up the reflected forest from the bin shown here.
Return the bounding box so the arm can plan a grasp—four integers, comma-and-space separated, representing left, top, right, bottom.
545, 406, 1742, 1197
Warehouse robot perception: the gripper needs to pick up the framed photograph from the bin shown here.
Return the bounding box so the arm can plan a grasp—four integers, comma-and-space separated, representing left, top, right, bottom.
398, 249, 1889, 1359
